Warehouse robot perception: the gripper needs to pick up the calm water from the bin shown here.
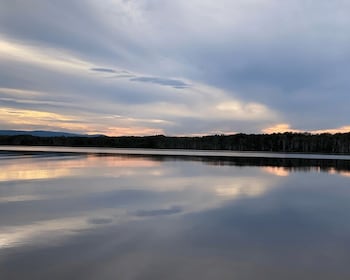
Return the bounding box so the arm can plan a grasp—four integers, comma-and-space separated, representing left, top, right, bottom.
1, 149, 350, 279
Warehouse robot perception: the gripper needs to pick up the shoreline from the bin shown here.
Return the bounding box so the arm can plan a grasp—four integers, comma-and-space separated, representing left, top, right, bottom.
2, 145, 350, 161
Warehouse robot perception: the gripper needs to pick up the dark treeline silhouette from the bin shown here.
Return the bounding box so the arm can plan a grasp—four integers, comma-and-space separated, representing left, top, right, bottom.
1, 132, 350, 154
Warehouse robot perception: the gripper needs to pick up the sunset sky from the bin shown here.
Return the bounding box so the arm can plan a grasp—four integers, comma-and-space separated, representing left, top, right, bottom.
1, 0, 350, 136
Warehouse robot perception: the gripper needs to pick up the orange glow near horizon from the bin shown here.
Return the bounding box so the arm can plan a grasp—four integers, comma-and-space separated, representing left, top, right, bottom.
3, 106, 350, 137
88, 126, 164, 137
0, 107, 72, 122
262, 123, 350, 135
311, 126, 350, 134
0, 107, 88, 132
262, 123, 301, 134
0, 107, 164, 137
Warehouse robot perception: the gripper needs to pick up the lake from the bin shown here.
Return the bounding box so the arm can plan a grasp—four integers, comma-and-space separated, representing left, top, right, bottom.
1, 147, 350, 279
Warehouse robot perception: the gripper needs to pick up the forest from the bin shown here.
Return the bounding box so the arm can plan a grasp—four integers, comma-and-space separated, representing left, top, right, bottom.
1, 132, 350, 154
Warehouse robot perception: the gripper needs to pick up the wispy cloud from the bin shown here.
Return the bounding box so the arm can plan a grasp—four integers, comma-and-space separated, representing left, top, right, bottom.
135, 206, 183, 217
130, 76, 190, 89
90, 68, 117, 73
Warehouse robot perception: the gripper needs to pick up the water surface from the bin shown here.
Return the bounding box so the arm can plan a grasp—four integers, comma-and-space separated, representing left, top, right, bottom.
1, 149, 350, 279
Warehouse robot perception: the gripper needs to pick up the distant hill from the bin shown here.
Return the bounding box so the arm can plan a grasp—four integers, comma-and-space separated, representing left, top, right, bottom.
0, 130, 103, 137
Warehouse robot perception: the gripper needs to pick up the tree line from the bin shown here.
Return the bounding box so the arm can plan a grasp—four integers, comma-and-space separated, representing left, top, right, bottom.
1, 132, 350, 154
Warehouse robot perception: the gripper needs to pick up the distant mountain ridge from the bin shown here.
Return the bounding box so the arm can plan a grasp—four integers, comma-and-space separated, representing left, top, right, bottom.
0, 130, 103, 137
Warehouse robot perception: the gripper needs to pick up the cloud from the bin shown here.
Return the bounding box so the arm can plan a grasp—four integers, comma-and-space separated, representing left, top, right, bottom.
130, 76, 190, 89
87, 218, 113, 225
262, 124, 302, 134
0, 0, 349, 135
262, 123, 350, 134
0, 36, 280, 135
90, 68, 116, 73
312, 126, 350, 134
135, 206, 183, 217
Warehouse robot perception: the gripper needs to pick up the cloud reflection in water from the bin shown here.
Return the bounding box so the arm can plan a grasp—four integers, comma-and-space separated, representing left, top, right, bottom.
1, 152, 350, 279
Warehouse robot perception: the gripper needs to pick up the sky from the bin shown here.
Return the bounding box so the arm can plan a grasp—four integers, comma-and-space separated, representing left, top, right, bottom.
0, 0, 350, 136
